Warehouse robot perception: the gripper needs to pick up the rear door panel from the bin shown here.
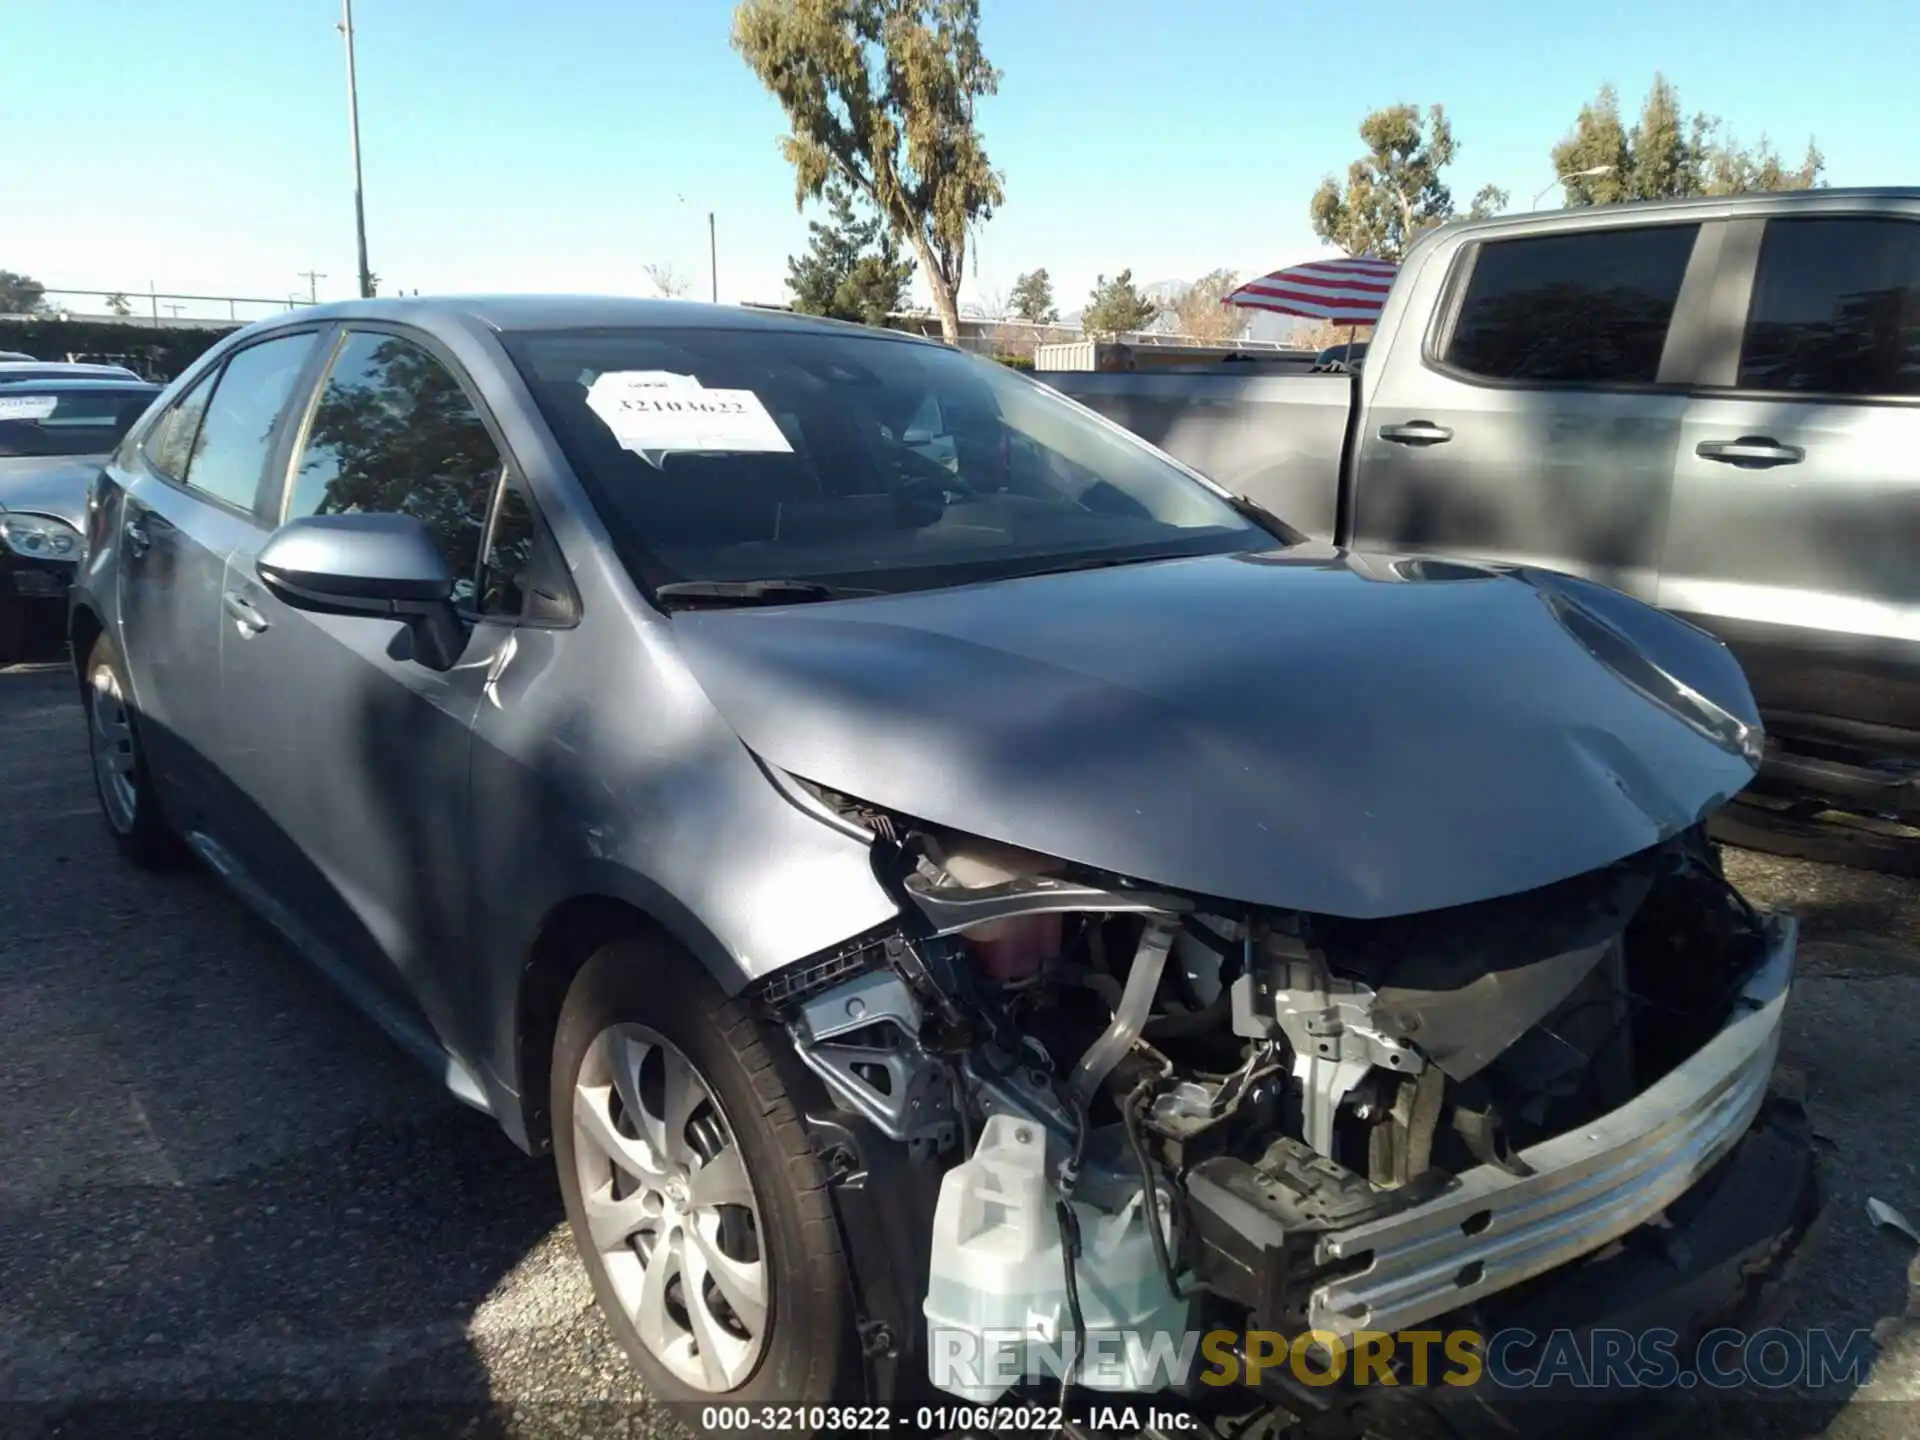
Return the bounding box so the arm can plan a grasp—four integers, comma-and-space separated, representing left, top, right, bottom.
113, 469, 253, 824
1659, 211, 1920, 746
110, 363, 268, 829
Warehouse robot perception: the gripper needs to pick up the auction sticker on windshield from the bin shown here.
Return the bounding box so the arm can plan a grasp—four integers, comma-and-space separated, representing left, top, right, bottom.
0, 395, 59, 421
585, 370, 792, 468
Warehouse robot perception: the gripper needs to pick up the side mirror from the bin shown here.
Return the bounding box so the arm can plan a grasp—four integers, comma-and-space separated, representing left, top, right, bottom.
256, 512, 466, 670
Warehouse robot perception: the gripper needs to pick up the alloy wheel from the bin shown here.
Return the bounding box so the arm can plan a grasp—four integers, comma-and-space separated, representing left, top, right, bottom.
572, 1024, 769, 1392
89, 663, 138, 833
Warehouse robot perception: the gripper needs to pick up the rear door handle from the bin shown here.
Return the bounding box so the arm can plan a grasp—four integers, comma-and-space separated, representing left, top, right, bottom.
1378, 421, 1455, 446
1696, 436, 1804, 468
223, 590, 270, 636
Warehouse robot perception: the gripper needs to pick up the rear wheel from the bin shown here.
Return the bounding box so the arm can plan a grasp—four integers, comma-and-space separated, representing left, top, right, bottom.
84, 633, 188, 870
550, 934, 854, 1405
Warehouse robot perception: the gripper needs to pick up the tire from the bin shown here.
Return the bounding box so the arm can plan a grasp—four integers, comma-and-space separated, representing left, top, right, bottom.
83, 632, 189, 870
551, 933, 854, 1407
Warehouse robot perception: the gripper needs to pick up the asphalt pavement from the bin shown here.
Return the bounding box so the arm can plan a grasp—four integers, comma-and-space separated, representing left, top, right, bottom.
0, 657, 1916, 1439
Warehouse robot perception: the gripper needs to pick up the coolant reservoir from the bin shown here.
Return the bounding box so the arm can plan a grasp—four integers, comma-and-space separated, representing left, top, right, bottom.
923, 1114, 1190, 1400
929, 838, 1063, 983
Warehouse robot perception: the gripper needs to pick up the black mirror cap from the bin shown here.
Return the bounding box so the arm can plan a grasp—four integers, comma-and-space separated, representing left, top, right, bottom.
256, 512, 455, 614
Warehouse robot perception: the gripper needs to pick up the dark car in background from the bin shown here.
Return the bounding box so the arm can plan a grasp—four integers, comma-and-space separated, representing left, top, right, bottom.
0, 376, 160, 659
68, 297, 1815, 1429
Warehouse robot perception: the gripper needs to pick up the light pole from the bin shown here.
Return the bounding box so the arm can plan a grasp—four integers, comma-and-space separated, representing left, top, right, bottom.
676, 195, 718, 302
1533, 164, 1615, 211
338, 0, 373, 298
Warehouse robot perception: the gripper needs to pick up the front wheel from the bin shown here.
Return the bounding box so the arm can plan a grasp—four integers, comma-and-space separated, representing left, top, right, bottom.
550, 934, 854, 1405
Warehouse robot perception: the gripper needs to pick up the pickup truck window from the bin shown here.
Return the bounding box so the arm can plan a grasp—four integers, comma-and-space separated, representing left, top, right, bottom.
1443, 224, 1699, 386
1739, 216, 1920, 397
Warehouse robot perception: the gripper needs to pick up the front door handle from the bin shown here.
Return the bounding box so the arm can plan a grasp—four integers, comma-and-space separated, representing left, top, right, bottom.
223, 590, 270, 636
123, 516, 152, 558
1378, 421, 1455, 447
1696, 436, 1804, 468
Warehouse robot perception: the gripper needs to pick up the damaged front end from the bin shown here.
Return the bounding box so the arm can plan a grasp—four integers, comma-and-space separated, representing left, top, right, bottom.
748, 789, 1814, 1416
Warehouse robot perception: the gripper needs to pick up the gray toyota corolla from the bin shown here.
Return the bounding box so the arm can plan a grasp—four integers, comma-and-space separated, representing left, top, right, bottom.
72, 298, 1819, 1428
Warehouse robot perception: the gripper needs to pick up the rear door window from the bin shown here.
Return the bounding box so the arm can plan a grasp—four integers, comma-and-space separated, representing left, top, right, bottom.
1738, 216, 1920, 396
1443, 224, 1700, 385
181, 335, 318, 512
144, 372, 217, 482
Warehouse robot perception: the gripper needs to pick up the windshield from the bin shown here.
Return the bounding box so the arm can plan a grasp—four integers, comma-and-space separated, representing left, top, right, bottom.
0, 388, 156, 458
505, 326, 1273, 593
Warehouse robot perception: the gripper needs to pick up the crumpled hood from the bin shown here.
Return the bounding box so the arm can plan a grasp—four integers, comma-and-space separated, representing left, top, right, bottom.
0, 456, 98, 531
671, 545, 1763, 919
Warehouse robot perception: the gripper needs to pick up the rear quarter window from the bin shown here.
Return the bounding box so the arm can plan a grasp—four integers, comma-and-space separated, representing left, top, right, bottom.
1738, 216, 1920, 397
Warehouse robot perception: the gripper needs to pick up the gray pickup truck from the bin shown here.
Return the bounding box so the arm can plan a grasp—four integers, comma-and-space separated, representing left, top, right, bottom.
1048, 187, 1920, 871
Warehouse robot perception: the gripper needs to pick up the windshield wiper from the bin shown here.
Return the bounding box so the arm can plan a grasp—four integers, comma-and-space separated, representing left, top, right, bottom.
652, 578, 880, 609
1228, 493, 1306, 544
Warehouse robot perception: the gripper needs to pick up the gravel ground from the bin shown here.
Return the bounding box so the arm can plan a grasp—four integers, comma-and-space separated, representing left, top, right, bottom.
0, 657, 1915, 1439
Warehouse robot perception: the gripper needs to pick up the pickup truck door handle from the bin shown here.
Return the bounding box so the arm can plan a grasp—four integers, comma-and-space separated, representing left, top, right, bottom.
1378, 421, 1455, 446
222, 589, 270, 636
1695, 436, 1804, 468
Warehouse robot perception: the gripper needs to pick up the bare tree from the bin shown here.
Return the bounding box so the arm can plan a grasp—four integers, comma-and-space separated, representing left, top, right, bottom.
1169, 269, 1248, 345
644, 262, 692, 299
968, 284, 1010, 321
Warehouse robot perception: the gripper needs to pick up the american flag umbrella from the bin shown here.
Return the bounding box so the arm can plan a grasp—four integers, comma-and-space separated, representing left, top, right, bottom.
1223, 255, 1398, 326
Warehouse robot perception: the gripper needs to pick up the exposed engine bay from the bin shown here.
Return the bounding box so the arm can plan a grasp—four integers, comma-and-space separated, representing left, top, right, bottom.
753, 785, 1794, 1406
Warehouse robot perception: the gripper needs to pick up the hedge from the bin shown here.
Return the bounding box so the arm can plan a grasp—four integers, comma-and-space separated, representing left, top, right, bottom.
0, 318, 235, 382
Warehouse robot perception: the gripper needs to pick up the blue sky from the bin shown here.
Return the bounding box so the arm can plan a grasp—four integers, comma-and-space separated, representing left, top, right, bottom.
3, 0, 1914, 315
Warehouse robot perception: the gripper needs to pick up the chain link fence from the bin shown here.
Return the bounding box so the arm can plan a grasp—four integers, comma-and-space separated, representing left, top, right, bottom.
27, 288, 319, 328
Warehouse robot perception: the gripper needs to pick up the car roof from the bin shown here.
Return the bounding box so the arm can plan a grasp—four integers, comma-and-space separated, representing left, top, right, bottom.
260, 294, 948, 345
0, 376, 161, 394
0, 360, 143, 379
1435, 185, 1920, 244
